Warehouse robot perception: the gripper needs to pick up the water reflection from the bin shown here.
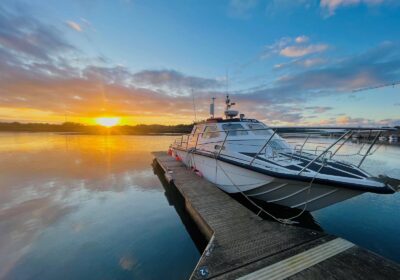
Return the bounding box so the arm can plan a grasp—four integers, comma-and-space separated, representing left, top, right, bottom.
0, 133, 199, 280
1, 133, 399, 279
285, 137, 400, 263
152, 161, 208, 253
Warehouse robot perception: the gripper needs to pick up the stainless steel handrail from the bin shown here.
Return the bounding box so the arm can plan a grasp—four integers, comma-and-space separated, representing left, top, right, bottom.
249, 130, 277, 166
358, 131, 381, 168
172, 127, 386, 171
297, 130, 352, 175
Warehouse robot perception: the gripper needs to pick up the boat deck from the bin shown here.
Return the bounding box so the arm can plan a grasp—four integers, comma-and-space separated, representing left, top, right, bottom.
153, 151, 400, 280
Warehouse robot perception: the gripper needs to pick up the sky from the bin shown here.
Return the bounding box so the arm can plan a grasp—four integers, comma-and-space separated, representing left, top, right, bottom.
0, 0, 399, 126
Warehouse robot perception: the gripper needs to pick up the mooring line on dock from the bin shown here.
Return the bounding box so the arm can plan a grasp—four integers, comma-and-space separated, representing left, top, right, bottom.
237, 238, 354, 280
153, 152, 400, 280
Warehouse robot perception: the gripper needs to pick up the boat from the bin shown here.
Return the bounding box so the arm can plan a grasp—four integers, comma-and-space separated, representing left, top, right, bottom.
169, 96, 398, 212
389, 135, 398, 143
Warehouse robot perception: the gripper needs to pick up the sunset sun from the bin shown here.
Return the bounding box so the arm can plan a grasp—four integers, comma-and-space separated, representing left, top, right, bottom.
95, 117, 120, 127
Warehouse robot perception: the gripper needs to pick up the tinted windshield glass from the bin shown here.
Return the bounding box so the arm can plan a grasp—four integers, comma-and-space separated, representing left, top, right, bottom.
247, 123, 272, 135
203, 125, 220, 139
222, 124, 248, 136
269, 139, 287, 150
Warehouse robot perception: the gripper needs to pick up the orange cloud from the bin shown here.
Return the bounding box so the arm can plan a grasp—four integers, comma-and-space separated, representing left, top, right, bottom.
280, 44, 329, 57
66, 20, 82, 32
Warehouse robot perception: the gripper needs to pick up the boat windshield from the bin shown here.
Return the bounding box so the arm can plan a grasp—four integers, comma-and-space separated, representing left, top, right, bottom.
247, 123, 272, 136
222, 123, 248, 136
203, 125, 220, 139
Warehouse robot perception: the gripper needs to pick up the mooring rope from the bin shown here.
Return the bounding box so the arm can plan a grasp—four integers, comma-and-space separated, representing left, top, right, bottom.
182, 140, 327, 225
214, 156, 327, 224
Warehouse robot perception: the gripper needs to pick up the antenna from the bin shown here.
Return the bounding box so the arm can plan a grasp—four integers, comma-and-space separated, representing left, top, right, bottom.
352, 80, 400, 92
226, 68, 229, 95
210, 97, 216, 118
224, 94, 238, 119
191, 88, 197, 122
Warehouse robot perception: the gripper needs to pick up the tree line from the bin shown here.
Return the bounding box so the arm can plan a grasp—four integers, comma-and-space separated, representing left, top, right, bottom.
0, 122, 194, 135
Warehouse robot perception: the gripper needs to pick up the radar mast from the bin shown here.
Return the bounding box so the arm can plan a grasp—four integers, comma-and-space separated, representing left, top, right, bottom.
224, 94, 239, 119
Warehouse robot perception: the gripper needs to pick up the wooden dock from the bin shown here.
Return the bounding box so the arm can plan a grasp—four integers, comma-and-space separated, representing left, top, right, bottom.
153, 151, 400, 280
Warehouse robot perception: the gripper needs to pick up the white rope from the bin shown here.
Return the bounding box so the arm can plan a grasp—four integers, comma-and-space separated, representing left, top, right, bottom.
213, 152, 328, 225
183, 142, 327, 225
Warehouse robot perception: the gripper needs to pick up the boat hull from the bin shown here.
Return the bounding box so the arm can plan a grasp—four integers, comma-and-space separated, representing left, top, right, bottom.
173, 149, 362, 212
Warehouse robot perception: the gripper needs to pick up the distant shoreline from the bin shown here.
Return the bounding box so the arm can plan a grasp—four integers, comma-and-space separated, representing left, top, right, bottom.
0, 131, 186, 136
0, 122, 193, 135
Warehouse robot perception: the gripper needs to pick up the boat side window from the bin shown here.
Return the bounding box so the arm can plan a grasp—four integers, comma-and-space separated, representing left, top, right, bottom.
191, 125, 204, 141
247, 123, 271, 135
203, 125, 220, 139
222, 124, 248, 136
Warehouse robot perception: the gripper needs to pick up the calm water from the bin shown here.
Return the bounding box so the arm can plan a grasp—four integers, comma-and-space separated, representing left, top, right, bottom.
0, 133, 399, 280
309, 139, 400, 263
0, 133, 201, 280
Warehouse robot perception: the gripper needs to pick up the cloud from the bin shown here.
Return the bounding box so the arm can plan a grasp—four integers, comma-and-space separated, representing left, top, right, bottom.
0, 6, 398, 126
280, 44, 329, 57
262, 36, 329, 59
315, 115, 400, 127
320, 0, 388, 16
236, 41, 400, 121
266, 0, 316, 16
132, 69, 222, 94
265, 0, 397, 18
274, 57, 326, 70
261, 37, 292, 59
305, 106, 333, 113
0, 7, 75, 63
0, 7, 222, 122
228, 0, 259, 19
66, 20, 82, 32
295, 35, 309, 44
1, 39, 399, 125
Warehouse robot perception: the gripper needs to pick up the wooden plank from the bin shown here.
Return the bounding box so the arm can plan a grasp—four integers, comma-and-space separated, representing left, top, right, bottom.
152, 151, 400, 280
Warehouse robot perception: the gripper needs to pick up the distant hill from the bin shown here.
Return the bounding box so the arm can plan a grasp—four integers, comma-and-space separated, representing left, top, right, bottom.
0, 122, 194, 135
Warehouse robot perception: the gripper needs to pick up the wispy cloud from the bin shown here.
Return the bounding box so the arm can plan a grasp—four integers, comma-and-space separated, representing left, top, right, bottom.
0, 4, 399, 126
305, 106, 333, 113
261, 37, 292, 59
0, 7, 74, 61
262, 36, 329, 59
1, 38, 398, 124
131, 69, 223, 96
280, 44, 328, 57
295, 35, 309, 44
264, 0, 397, 18
237, 41, 400, 119
66, 20, 82, 32
274, 57, 327, 70
320, 0, 390, 16
315, 115, 400, 127
228, 0, 259, 19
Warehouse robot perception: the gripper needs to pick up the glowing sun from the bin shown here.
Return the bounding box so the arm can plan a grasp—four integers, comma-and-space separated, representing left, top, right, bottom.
95, 117, 120, 127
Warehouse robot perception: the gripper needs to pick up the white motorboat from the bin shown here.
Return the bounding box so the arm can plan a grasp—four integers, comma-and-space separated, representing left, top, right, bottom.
169, 96, 398, 212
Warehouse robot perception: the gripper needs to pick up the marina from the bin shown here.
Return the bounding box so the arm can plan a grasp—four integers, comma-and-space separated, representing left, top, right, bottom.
1, 1, 400, 279
153, 151, 400, 279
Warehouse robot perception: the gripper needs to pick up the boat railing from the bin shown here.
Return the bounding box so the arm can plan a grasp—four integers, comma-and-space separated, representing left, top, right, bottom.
172, 127, 394, 170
